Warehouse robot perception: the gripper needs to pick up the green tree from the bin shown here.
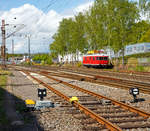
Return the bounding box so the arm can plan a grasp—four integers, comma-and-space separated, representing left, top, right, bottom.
139, 28, 150, 42
129, 21, 150, 43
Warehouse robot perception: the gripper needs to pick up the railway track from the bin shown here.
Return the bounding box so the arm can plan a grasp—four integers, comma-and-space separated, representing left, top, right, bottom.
58, 67, 150, 83
39, 70, 150, 94
11, 65, 150, 84
10, 65, 150, 94
27, 65, 150, 81
21, 69, 150, 130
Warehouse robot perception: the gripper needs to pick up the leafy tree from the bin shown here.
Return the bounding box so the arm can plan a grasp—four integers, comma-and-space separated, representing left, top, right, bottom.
32, 54, 52, 65
139, 28, 150, 42
71, 12, 87, 53
49, 0, 150, 68
129, 21, 150, 43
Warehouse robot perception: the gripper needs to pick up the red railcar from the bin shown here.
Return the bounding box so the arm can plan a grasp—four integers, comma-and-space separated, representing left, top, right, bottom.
83, 54, 113, 68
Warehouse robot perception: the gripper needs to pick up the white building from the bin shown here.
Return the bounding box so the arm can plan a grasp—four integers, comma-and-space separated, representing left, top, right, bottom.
58, 52, 83, 63
57, 43, 150, 63
125, 43, 150, 56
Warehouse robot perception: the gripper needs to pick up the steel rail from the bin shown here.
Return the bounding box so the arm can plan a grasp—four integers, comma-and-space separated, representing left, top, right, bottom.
56, 67, 150, 84
41, 71, 150, 94
9, 65, 150, 94
57, 69, 150, 88
94, 75, 150, 87
22, 70, 122, 131
58, 66, 150, 76
39, 71, 150, 119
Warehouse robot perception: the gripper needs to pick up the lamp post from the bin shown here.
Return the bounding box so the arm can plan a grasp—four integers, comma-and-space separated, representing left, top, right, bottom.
28, 35, 31, 65
1, 18, 25, 67
1, 20, 6, 68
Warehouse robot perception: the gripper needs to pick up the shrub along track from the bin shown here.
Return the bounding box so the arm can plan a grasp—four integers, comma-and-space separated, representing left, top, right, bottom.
20, 69, 150, 131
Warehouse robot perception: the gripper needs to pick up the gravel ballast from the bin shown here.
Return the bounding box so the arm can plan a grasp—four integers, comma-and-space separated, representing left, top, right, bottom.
8, 70, 150, 130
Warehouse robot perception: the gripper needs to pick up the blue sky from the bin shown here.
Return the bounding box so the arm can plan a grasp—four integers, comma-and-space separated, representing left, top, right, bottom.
0, 0, 94, 13
0, 0, 94, 53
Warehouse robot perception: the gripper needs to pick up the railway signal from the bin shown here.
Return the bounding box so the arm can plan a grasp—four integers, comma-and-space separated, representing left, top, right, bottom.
129, 88, 139, 102
25, 88, 54, 111
38, 88, 47, 101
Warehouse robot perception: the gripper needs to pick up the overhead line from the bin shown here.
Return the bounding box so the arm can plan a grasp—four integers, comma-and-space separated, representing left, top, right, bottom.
42, 0, 58, 13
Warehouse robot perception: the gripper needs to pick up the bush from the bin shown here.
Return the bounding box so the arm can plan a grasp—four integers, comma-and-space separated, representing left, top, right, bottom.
135, 65, 144, 72
41, 60, 45, 65
127, 57, 138, 67
77, 62, 82, 67
33, 54, 53, 65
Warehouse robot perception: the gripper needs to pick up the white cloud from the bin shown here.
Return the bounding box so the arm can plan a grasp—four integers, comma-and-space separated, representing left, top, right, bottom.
14, 41, 26, 52
74, 1, 93, 13
0, 2, 94, 54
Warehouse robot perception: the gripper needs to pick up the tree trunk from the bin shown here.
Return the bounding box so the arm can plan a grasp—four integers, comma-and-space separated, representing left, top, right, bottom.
122, 47, 125, 69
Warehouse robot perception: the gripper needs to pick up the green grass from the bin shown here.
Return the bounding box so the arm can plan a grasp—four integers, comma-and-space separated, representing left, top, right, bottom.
0, 70, 13, 125
0, 74, 9, 125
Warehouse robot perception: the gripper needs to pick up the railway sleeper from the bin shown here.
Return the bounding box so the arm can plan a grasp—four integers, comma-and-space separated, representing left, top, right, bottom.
109, 117, 147, 123
81, 119, 98, 124
69, 96, 97, 101
79, 101, 102, 105
82, 125, 106, 131
119, 122, 150, 129
78, 98, 98, 101
85, 107, 98, 110
94, 109, 127, 114
65, 110, 81, 114
94, 105, 120, 109
101, 112, 138, 118
83, 105, 121, 110
81, 117, 147, 125
74, 114, 91, 119
58, 102, 70, 105
62, 103, 73, 107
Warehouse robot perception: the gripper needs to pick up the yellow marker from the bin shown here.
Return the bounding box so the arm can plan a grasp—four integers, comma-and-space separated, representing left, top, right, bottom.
69, 97, 79, 104
25, 99, 35, 105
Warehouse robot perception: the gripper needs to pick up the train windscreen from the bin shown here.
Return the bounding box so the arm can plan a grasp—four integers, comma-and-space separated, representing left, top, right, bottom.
104, 57, 108, 60
96, 57, 108, 60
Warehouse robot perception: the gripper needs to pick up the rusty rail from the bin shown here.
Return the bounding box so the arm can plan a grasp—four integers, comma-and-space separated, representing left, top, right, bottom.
41, 70, 150, 94
39, 71, 150, 119
22, 70, 122, 131
9, 65, 150, 94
